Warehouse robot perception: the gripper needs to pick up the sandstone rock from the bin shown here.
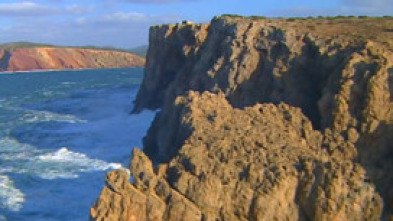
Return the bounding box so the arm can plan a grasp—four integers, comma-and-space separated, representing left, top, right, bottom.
132, 16, 393, 218
91, 92, 382, 221
90, 169, 147, 221
90, 150, 203, 221
91, 16, 393, 220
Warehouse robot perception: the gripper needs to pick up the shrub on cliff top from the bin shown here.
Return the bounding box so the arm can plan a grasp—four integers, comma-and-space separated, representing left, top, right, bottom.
249, 15, 267, 20
221, 14, 243, 18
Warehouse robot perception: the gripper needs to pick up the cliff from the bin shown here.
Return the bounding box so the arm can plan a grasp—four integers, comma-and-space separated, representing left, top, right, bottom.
0, 46, 144, 72
91, 16, 393, 220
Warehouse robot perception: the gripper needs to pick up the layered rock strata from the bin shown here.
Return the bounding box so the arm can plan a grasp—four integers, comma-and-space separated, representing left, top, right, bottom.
91, 16, 393, 220
0, 47, 144, 72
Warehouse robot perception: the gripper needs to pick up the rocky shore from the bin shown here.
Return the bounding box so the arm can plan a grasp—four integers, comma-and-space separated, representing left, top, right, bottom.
90, 16, 393, 220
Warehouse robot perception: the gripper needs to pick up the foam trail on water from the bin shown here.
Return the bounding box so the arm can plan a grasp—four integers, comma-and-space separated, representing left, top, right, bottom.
0, 175, 25, 211
35, 147, 122, 179
0, 137, 122, 179
0, 137, 122, 212
19, 110, 87, 124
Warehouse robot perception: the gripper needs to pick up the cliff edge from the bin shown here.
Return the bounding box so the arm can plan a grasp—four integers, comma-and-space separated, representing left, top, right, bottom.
91, 16, 393, 220
0, 46, 144, 72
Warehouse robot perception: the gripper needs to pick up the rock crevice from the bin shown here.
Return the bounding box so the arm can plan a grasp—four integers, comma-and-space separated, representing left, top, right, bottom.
91, 16, 393, 220
92, 91, 382, 220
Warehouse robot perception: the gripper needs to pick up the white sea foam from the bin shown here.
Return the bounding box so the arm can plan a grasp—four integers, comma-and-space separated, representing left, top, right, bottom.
0, 175, 25, 211
0, 137, 121, 180
61, 82, 75, 85
19, 110, 87, 124
0, 67, 149, 219
35, 147, 122, 179
0, 137, 37, 154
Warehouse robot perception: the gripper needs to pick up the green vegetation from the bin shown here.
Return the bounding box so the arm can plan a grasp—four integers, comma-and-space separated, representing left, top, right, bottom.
249, 16, 267, 20
0, 41, 136, 54
220, 14, 243, 18
72, 45, 130, 53
0, 41, 54, 50
128, 45, 148, 57
220, 14, 267, 20
219, 14, 393, 21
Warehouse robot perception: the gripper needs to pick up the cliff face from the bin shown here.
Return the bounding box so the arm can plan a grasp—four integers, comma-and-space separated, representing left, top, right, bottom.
91, 16, 393, 220
92, 92, 382, 221
0, 47, 144, 72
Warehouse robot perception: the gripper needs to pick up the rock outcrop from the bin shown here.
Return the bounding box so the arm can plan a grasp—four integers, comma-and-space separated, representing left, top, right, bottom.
91, 16, 393, 220
91, 92, 382, 220
0, 47, 144, 72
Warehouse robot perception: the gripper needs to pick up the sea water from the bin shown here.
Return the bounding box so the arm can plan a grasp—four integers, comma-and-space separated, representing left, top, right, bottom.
0, 67, 155, 221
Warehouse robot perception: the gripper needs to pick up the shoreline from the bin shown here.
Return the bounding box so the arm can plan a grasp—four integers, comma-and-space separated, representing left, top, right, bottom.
0, 66, 145, 75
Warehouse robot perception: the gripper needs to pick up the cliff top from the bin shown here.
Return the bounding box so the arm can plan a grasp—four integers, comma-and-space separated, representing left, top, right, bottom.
216, 15, 393, 50
0, 41, 135, 54
93, 14, 393, 220
152, 15, 393, 50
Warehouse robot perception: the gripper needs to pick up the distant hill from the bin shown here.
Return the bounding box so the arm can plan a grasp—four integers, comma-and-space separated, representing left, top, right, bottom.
128, 45, 148, 57
0, 42, 145, 72
0, 42, 56, 50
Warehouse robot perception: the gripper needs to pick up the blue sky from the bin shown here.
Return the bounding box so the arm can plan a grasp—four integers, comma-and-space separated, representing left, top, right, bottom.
0, 0, 391, 48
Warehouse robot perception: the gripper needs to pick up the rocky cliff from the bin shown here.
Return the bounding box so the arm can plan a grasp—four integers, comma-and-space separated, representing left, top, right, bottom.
0, 47, 144, 72
91, 16, 393, 220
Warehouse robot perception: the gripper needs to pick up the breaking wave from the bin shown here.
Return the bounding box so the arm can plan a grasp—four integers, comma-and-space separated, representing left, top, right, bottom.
0, 175, 24, 211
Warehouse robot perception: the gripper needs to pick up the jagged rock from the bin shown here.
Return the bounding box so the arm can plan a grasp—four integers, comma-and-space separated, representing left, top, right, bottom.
90, 169, 147, 221
131, 16, 393, 218
91, 92, 382, 221
91, 16, 393, 220
91, 150, 203, 221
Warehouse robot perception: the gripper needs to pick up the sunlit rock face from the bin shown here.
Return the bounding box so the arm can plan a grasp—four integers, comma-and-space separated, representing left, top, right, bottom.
91, 16, 393, 220
0, 47, 144, 72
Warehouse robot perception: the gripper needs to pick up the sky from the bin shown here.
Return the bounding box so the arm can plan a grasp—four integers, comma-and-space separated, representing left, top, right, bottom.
0, 0, 392, 48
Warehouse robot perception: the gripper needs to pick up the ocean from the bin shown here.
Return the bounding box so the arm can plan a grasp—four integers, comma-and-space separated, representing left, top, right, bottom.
0, 67, 155, 221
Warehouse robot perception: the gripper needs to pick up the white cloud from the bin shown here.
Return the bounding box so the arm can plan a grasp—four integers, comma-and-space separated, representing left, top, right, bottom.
343, 0, 391, 7
0, 11, 181, 48
108, 0, 196, 4
341, 0, 393, 14
103, 12, 148, 21
0, 2, 59, 16
269, 7, 339, 17
269, 0, 392, 17
66, 4, 95, 14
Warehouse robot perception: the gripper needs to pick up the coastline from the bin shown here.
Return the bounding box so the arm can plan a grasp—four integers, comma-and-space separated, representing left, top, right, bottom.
0, 66, 144, 75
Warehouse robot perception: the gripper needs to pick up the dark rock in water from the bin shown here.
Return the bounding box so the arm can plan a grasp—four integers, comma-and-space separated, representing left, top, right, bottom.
91, 16, 393, 220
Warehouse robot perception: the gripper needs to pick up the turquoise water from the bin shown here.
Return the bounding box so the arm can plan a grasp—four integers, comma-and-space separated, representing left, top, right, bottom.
0, 68, 155, 220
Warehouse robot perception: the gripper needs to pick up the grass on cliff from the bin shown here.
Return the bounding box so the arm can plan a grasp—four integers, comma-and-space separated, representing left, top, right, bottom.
0, 42, 55, 50
0, 41, 140, 56
218, 14, 393, 49
220, 14, 393, 20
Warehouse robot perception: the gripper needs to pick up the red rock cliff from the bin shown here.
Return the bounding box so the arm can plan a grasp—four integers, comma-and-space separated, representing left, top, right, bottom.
0, 47, 144, 72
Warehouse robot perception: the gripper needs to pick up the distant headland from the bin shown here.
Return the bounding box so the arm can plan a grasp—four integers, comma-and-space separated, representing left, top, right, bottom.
0, 42, 145, 72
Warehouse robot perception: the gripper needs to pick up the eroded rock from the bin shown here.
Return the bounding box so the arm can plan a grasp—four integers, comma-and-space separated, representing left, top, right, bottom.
91, 92, 382, 221
91, 16, 393, 220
